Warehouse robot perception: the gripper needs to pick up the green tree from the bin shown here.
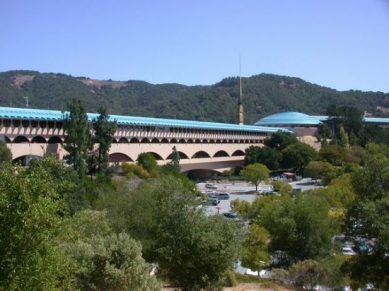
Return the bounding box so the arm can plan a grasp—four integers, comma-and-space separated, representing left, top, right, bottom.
156, 211, 242, 291
264, 131, 298, 151
271, 180, 293, 195
63, 98, 91, 177
304, 161, 334, 183
344, 153, 389, 289
240, 163, 270, 192
137, 152, 158, 176
66, 233, 160, 291
244, 146, 282, 170
243, 145, 261, 166
288, 260, 331, 290
338, 125, 350, 148
161, 146, 182, 176
170, 145, 180, 172
259, 193, 337, 267
319, 144, 346, 166
95, 175, 241, 291
344, 146, 366, 165
282, 142, 318, 173
27, 157, 97, 214
314, 173, 355, 210
241, 224, 270, 271
0, 141, 12, 164
0, 162, 73, 290
95, 175, 197, 260
90, 104, 117, 175
325, 105, 364, 146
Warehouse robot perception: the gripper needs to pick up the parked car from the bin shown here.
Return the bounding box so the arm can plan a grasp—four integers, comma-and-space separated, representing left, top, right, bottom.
223, 212, 239, 219
342, 247, 356, 256
214, 193, 230, 200
202, 198, 220, 206
205, 183, 218, 189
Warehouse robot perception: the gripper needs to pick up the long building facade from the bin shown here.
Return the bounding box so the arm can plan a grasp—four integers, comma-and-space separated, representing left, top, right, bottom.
0, 107, 290, 178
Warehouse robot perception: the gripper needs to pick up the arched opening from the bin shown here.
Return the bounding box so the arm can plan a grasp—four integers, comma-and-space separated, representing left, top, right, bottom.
191, 151, 211, 159
170, 138, 178, 144
3, 119, 11, 127
31, 120, 38, 128
130, 138, 139, 143
13, 136, 29, 143
167, 151, 189, 160
119, 137, 129, 143
13, 120, 20, 127
232, 150, 245, 156
179, 139, 185, 144
187, 139, 194, 144
13, 155, 42, 167
148, 152, 163, 161
213, 150, 229, 158
39, 120, 47, 128
109, 153, 133, 164
151, 138, 159, 143
31, 136, 47, 143
22, 120, 30, 128
216, 139, 222, 144
112, 138, 117, 143
48, 136, 62, 144
161, 138, 169, 144
141, 138, 150, 143
209, 139, 215, 144
195, 139, 201, 144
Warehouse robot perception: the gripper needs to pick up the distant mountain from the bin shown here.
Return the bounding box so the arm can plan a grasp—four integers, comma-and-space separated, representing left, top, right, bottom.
1, 70, 389, 125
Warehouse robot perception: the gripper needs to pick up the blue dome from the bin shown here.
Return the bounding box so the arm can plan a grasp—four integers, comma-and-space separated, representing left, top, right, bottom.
254, 112, 322, 126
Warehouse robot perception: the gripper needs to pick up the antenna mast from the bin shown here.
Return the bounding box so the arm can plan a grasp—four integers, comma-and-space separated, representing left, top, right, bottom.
23, 96, 29, 108
238, 55, 244, 125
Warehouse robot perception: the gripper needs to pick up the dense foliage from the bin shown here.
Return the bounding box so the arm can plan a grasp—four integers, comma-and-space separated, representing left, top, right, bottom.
2, 70, 389, 125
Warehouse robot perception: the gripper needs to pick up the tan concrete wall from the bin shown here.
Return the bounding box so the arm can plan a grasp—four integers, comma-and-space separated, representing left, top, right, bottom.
7, 141, 257, 173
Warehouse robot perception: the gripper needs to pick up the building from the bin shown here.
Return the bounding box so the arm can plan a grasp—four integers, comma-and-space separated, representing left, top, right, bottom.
0, 106, 291, 179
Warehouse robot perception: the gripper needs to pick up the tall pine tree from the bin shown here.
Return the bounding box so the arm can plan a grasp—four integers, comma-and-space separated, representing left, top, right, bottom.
90, 105, 117, 175
62, 98, 91, 177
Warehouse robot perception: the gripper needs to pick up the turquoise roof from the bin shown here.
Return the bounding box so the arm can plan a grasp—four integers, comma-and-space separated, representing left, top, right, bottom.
255, 112, 322, 126
0, 107, 292, 133
313, 116, 389, 124
363, 117, 389, 124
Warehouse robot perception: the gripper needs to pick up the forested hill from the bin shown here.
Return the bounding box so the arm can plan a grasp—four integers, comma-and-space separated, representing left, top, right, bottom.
1, 70, 389, 125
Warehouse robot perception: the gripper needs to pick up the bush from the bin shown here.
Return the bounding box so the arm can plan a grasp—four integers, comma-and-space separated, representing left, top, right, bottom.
224, 270, 238, 287
122, 162, 150, 179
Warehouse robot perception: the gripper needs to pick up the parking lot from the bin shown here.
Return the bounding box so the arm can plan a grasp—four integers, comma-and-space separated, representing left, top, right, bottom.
197, 182, 259, 215
197, 179, 323, 215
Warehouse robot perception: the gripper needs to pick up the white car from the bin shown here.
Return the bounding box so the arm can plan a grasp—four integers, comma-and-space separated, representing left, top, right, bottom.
342, 247, 356, 256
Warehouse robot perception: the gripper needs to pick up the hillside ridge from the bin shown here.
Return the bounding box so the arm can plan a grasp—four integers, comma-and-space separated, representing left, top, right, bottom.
1, 70, 389, 125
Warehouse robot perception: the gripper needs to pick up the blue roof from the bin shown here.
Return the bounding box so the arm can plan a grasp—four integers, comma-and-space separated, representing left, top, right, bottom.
363, 117, 389, 124
313, 116, 389, 124
255, 112, 322, 126
0, 107, 292, 133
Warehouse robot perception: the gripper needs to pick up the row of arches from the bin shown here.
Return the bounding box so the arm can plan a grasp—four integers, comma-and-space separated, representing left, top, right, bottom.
2, 135, 263, 145
13, 149, 245, 167
109, 149, 245, 163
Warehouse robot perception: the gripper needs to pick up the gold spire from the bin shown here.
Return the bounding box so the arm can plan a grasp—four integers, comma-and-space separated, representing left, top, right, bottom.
238, 56, 244, 125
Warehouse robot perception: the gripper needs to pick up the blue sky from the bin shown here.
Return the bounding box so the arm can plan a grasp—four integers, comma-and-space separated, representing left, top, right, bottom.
1, 0, 389, 92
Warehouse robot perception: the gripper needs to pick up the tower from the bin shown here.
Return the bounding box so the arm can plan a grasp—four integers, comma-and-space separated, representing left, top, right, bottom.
238, 57, 244, 125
